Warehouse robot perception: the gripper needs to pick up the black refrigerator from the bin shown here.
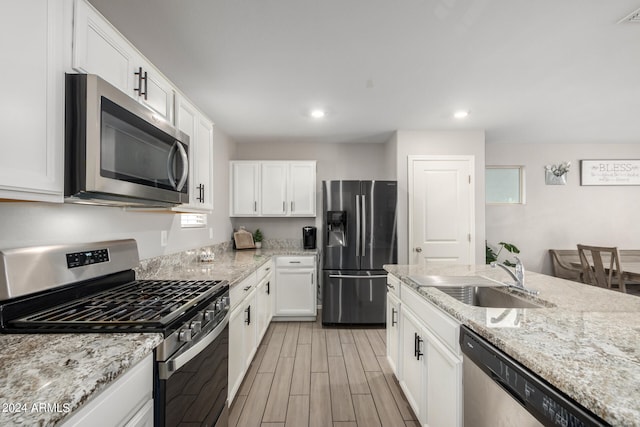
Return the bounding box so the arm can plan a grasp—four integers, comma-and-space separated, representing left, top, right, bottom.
322, 180, 397, 325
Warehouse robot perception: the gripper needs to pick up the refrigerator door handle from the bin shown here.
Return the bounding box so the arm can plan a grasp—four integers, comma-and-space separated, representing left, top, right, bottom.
328, 274, 388, 279
361, 194, 366, 257
355, 195, 361, 257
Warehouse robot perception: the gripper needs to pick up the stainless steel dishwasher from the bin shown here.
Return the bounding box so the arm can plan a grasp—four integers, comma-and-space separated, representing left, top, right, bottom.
460, 326, 609, 427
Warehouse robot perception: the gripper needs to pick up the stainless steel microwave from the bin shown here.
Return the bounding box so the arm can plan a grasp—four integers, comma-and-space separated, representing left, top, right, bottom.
65, 74, 189, 207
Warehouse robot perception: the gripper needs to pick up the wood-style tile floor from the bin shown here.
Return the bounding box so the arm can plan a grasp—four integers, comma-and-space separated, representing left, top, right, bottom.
229, 315, 418, 427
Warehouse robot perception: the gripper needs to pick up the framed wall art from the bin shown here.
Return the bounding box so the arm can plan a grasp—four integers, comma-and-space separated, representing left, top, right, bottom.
580, 160, 640, 186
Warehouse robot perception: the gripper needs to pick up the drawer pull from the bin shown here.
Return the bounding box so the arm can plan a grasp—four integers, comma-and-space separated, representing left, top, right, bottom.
243, 286, 251, 291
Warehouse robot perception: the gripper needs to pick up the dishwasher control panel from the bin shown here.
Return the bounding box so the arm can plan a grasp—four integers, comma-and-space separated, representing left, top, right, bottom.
460, 326, 609, 427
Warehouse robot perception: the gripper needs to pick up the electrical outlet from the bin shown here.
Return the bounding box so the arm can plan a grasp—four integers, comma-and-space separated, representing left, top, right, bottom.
161, 230, 168, 247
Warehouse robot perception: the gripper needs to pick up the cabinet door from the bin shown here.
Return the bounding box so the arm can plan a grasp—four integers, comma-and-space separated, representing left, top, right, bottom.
194, 117, 214, 210
243, 290, 258, 369
425, 328, 462, 427
255, 278, 268, 343
73, 0, 134, 94
275, 269, 316, 316
228, 304, 245, 403
386, 292, 401, 375
0, 1, 66, 202
230, 162, 260, 216
133, 54, 174, 122
261, 162, 288, 215
288, 162, 316, 216
399, 308, 426, 424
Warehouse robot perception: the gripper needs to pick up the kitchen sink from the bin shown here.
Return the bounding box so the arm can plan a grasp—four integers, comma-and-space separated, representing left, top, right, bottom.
437, 286, 543, 309
409, 275, 503, 288
408, 275, 543, 308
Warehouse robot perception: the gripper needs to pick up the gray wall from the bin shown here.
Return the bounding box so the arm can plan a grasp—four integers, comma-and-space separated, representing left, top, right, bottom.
0, 127, 236, 260
394, 130, 486, 264
486, 142, 640, 274
232, 141, 393, 242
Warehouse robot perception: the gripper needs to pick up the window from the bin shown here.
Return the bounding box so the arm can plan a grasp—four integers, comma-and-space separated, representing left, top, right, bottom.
180, 213, 207, 228
486, 166, 525, 204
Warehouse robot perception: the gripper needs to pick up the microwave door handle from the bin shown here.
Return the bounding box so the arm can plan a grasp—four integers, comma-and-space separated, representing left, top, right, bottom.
167, 142, 179, 189
175, 142, 189, 191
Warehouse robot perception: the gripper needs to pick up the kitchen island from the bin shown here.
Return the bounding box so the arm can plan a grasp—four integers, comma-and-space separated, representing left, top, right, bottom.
385, 263, 640, 426
0, 244, 316, 426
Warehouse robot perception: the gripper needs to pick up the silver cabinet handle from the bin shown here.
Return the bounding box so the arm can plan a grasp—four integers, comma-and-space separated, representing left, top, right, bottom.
386, 283, 395, 290
391, 308, 397, 326
283, 201, 286, 212
243, 286, 251, 291
415, 247, 423, 253
254, 201, 257, 212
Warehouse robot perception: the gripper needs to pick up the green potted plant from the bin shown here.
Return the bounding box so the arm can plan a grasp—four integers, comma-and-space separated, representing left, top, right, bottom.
253, 228, 263, 249
486, 241, 520, 267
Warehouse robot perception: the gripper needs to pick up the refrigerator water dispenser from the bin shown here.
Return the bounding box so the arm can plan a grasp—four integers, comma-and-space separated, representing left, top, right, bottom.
326, 211, 347, 247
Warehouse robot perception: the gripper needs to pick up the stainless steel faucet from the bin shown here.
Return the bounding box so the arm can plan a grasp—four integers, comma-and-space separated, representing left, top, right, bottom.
491, 257, 539, 296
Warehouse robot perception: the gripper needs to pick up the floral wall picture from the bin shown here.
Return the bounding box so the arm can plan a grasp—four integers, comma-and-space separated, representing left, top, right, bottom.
545, 162, 571, 185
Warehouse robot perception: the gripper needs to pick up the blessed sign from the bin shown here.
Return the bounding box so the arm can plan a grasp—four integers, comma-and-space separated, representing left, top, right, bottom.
580, 160, 640, 186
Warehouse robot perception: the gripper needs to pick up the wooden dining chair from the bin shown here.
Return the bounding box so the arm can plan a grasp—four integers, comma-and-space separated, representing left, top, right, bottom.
576, 244, 627, 293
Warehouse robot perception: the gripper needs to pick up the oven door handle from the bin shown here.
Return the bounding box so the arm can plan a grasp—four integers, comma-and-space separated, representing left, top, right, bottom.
158, 312, 229, 380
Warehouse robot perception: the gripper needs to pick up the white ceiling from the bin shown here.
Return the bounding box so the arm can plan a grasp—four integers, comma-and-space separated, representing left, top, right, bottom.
88, 0, 640, 145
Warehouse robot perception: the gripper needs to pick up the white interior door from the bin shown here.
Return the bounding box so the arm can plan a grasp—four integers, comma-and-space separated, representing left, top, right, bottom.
409, 156, 474, 265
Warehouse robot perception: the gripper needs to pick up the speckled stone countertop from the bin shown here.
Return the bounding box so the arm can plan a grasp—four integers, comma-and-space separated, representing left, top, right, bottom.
136, 246, 318, 285
384, 263, 640, 426
0, 333, 162, 426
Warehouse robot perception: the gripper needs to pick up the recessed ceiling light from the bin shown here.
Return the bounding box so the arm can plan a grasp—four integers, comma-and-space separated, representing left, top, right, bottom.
310, 109, 326, 119
454, 110, 469, 119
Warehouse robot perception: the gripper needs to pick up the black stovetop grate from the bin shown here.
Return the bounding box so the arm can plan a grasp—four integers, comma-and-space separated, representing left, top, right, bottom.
10, 279, 224, 329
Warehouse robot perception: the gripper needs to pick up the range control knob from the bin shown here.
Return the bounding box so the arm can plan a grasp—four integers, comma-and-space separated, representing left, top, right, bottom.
189, 320, 202, 335
204, 310, 216, 323
179, 328, 193, 342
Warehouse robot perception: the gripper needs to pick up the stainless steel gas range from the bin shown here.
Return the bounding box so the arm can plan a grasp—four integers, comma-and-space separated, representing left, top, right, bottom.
0, 239, 229, 427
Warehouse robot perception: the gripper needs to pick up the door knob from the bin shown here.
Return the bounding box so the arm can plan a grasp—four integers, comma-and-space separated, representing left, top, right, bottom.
415, 247, 422, 253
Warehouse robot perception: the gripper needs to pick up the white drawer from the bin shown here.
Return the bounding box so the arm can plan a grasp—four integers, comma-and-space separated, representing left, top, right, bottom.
386, 274, 401, 298
230, 274, 256, 310
401, 283, 461, 355
275, 256, 315, 268
256, 260, 273, 280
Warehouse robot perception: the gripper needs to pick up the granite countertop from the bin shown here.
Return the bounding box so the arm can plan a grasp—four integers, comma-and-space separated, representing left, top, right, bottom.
136, 247, 318, 286
0, 245, 316, 426
0, 333, 162, 426
384, 263, 640, 426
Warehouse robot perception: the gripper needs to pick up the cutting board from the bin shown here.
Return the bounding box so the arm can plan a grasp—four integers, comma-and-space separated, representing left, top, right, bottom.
234, 230, 255, 249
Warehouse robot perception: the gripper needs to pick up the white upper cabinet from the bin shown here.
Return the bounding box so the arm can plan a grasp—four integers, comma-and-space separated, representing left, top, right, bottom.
0, 1, 71, 202
230, 161, 316, 217
230, 162, 260, 216
173, 96, 214, 212
288, 162, 316, 216
260, 162, 288, 215
73, 0, 174, 122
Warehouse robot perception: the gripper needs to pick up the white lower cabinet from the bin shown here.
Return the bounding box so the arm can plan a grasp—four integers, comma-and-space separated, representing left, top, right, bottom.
256, 273, 273, 342
386, 291, 401, 374
61, 354, 153, 426
228, 260, 274, 404
274, 256, 317, 319
229, 286, 257, 403
394, 278, 463, 427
